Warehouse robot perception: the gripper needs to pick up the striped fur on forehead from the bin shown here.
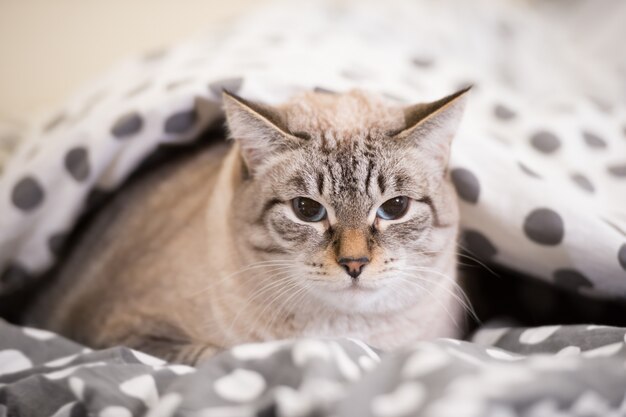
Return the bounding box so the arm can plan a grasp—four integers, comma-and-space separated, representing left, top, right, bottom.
279, 90, 406, 142
265, 89, 465, 201
230, 87, 467, 254
272, 140, 433, 199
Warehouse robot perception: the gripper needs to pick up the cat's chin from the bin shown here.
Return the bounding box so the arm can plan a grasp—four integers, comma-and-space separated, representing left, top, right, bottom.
306, 279, 411, 314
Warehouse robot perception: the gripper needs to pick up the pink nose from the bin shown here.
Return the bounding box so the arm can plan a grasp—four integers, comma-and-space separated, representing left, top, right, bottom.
337, 257, 370, 279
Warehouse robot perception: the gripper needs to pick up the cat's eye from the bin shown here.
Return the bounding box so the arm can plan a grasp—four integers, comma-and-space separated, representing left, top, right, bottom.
292, 197, 327, 222
376, 196, 410, 220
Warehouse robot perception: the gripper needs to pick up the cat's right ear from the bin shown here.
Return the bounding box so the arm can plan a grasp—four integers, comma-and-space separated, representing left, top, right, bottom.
222, 91, 298, 177
393, 87, 470, 168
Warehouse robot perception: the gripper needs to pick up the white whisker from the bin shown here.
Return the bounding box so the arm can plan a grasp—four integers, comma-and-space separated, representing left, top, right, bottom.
392, 273, 463, 331
242, 277, 303, 340
189, 261, 299, 298
393, 268, 478, 326
262, 282, 311, 339
221, 270, 301, 338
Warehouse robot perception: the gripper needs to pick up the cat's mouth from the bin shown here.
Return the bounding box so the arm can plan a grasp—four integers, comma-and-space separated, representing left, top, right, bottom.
324, 276, 392, 293
305, 273, 396, 300
305, 275, 403, 313
347, 280, 377, 292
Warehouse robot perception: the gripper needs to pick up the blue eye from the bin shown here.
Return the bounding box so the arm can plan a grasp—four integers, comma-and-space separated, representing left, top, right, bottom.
292, 197, 327, 222
376, 196, 409, 220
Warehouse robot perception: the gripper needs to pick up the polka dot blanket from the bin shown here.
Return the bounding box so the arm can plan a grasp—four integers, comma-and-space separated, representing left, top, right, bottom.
0, 1, 625, 298
3, 318, 626, 416
1, 0, 626, 415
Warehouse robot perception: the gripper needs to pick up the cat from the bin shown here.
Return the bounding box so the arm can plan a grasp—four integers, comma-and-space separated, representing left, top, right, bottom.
25, 88, 470, 364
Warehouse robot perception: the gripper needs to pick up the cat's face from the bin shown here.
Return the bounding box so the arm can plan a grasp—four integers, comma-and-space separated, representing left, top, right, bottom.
224, 89, 467, 313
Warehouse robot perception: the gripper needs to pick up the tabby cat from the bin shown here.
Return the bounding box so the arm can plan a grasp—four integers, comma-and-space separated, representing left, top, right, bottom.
26, 88, 470, 364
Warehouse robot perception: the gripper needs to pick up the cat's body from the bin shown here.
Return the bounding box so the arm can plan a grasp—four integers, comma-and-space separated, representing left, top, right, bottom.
26, 89, 469, 364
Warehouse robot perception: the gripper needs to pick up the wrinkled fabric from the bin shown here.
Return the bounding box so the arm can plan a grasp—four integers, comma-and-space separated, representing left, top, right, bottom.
2, 319, 626, 417
0, 1, 625, 416
0, 0, 624, 299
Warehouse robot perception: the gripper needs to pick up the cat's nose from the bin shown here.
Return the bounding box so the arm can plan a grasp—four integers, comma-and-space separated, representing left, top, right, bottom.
337, 257, 370, 279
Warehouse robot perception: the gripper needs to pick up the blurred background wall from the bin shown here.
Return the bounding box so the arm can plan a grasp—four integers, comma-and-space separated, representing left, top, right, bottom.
0, 0, 624, 124
0, 0, 269, 122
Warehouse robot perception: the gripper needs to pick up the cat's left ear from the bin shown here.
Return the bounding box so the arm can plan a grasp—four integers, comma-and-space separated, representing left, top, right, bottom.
394, 87, 470, 166
222, 91, 301, 176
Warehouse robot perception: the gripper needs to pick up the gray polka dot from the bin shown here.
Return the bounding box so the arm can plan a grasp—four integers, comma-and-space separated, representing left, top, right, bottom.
530, 130, 561, 154
411, 57, 434, 68
111, 112, 143, 138
164, 110, 198, 134
582, 131, 607, 149
523, 208, 565, 245
619, 244, 626, 271
209, 77, 244, 97
463, 230, 498, 260
494, 104, 516, 120
608, 163, 626, 178
553, 269, 593, 290
1, 263, 31, 293
451, 168, 480, 203
48, 233, 67, 257
571, 173, 595, 193
12, 176, 44, 211
65, 147, 90, 182
518, 162, 541, 179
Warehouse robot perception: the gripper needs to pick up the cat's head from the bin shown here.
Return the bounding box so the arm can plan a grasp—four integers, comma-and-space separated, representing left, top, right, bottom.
222, 89, 468, 313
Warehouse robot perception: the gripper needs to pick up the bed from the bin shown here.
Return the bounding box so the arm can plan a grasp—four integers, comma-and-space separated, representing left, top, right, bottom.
1, 1, 625, 415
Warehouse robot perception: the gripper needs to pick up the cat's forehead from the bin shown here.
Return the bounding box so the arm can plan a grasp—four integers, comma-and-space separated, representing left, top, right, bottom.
280, 90, 405, 141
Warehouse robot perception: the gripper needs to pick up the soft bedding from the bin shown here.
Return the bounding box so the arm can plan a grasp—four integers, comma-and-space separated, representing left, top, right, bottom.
0, 0, 625, 415
3, 318, 626, 417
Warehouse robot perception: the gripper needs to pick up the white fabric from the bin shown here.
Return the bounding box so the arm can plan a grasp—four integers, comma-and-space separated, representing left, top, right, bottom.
0, 0, 624, 297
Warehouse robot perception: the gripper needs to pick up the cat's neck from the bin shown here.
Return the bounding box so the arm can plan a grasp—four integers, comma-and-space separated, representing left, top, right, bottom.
206, 264, 463, 350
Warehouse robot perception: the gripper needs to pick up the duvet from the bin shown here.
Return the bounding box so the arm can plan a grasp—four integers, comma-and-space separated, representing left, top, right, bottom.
0, 0, 625, 416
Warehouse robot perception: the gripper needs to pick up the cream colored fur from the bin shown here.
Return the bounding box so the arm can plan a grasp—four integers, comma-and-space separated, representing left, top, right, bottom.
26, 89, 468, 364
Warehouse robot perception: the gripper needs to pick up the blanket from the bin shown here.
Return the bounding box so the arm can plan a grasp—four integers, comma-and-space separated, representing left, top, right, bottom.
2, 318, 626, 417
1, 0, 626, 415
0, 0, 624, 298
